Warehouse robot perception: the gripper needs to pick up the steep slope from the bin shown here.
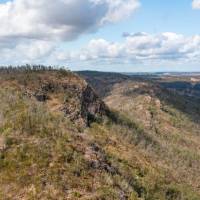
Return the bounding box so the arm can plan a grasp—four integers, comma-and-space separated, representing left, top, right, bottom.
81, 71, 200, 195
0, 67, 200, 199
105, 80, 200, 190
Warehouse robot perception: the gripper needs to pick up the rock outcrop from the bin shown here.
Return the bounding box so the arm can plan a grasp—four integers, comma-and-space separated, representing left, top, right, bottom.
22, 71, 108, 127
61, 83, 108, 127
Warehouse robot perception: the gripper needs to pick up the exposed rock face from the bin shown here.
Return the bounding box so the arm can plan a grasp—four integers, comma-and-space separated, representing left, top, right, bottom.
23, 72, 108, 127
61, 84, 108, 127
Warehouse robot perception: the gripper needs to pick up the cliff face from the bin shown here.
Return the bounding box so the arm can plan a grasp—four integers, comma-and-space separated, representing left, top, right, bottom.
60, 83, 108, 127
35, 75, 107, 127
0, 69, 108, 127
34, 82, 107, 127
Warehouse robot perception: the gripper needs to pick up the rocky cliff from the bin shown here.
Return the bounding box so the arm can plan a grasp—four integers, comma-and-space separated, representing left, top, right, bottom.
0, 67, 108, 127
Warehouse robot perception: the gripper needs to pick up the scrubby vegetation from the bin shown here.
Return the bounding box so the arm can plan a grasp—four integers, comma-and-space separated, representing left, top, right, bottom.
1, 67, 200, 199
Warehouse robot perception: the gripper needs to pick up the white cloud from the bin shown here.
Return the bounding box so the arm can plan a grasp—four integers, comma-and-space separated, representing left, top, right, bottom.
0, 40, 55, 65
102, 0, 140, 23
2, 31, 200, 67
80, 39, 124, 60
192, 0, 200, 9
0, 0, 140, 41
55, 32, 200, 65
0, 0, 140, 63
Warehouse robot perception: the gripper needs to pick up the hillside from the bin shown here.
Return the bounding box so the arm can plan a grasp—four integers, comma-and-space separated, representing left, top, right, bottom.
80, 71, 200, 197
0, 67, 200, 200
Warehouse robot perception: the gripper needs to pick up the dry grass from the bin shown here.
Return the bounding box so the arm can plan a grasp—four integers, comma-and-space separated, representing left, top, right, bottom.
0, 69, 200, 199
104, 80, 200, 194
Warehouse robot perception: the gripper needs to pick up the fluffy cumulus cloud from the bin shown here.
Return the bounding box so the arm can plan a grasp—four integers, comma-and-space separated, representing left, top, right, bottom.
0, 40, 56, 65
192, 0, 200, 9
55, 32, 200, 65
0, 0, 140, 40
0, 0, 140, 64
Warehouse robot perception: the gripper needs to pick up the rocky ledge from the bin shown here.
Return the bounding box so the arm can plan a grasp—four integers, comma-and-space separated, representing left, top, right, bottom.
21, 71, 108, 127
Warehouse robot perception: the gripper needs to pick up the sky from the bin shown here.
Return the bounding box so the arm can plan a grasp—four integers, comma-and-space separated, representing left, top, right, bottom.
0, 0, 200, 72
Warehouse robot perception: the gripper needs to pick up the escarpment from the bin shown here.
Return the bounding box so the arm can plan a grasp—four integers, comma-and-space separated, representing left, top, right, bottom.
60, 83, 108, 127
32, 75, 107, 127
0, 68, 108, 127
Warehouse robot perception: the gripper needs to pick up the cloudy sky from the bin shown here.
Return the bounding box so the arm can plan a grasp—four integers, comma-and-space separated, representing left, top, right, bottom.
0, 0, 200, 72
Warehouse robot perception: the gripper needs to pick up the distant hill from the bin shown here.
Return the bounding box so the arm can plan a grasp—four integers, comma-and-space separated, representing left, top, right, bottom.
77, 71, 130, 97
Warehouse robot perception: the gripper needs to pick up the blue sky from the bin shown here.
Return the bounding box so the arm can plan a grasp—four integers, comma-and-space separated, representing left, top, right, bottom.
88, 0, 200, 39
138, 0, 200, 34
0, 0, 200, 72
63, 0, 200, 48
